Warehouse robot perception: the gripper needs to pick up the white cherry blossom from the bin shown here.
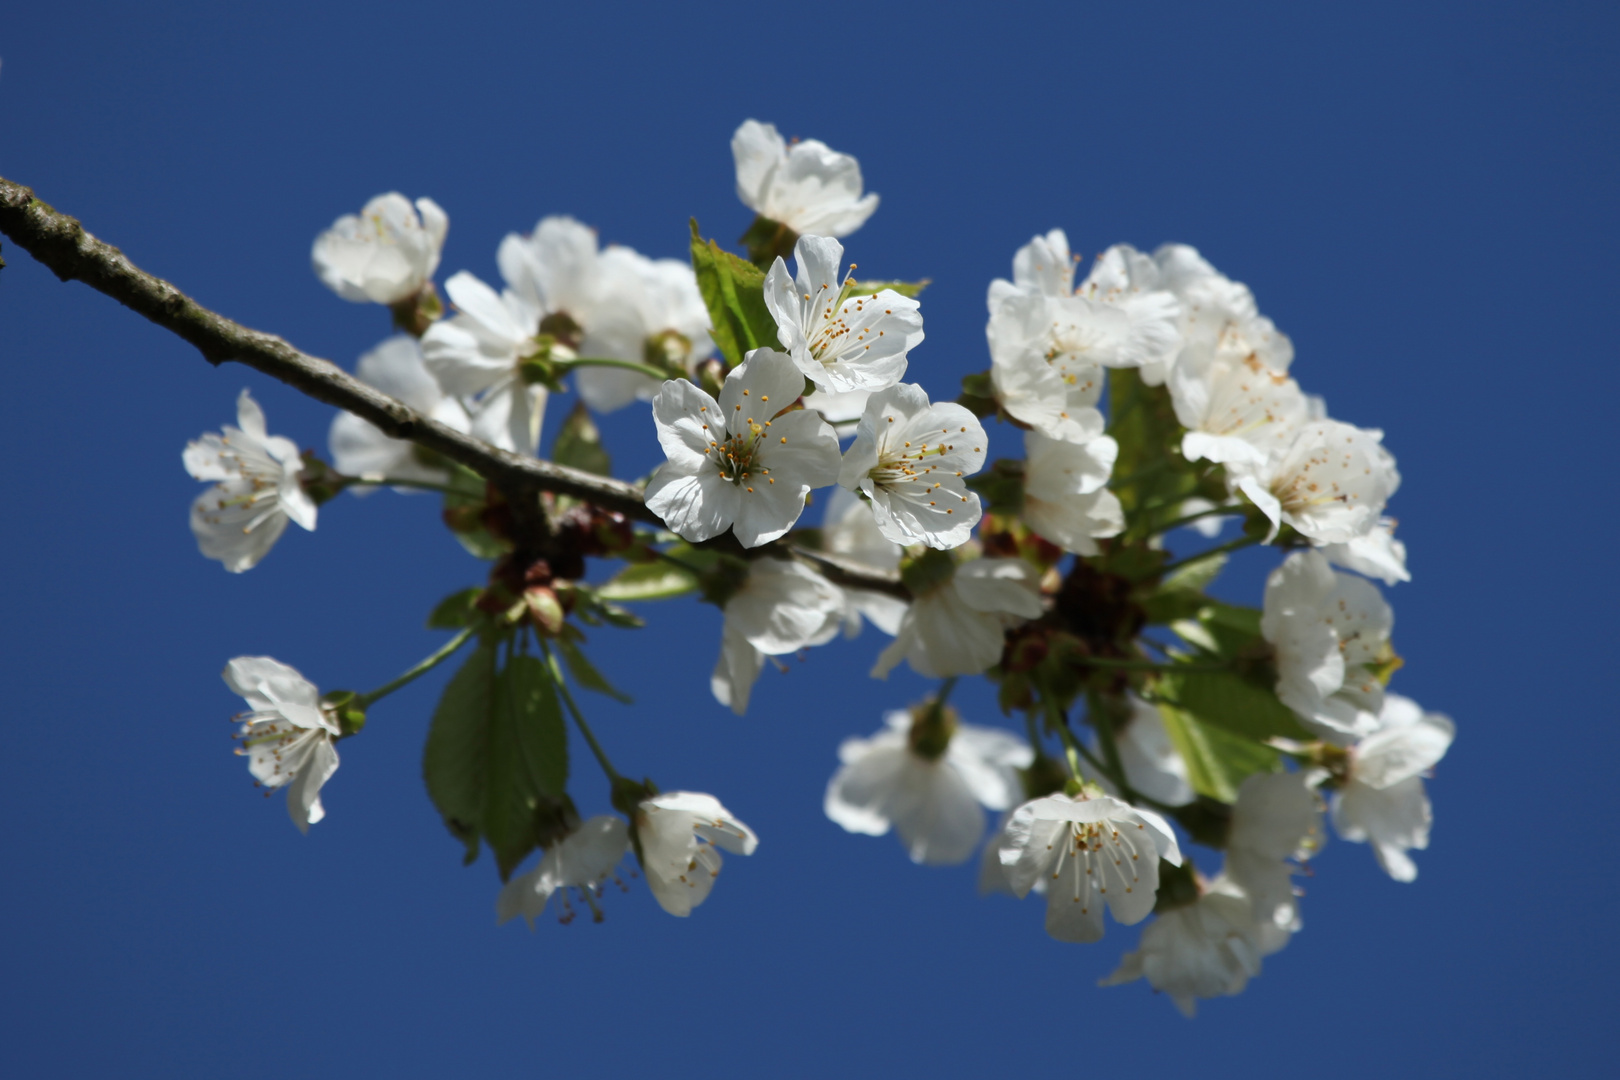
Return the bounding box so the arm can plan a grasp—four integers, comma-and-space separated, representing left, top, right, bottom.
873, 557, 1043, 679
987, 235, 1180, 382
764, 235, 923, 394
1225, 771, 1324, 935
1329, 694, 1454, 881
645, 348, 841, 549
986, 289, 1109, 443
637, 791, 758, 917
1232, 420, 1401, 544
821, 488, 907, 638
1152, 243, 1292, 387
496, 816, 630, 928
1170, 348, 1308, 468
1074, 243, 1183, 385
986, 228, 1075, 310
225, 656, 339, 833
496, 215, 601, 328
838, 384, 986, 549
711, 558, 845, 715
312, 192, 447, 306
999, 791, 1183, 943
185, 390, 317, 573
329, 336, 471, 490
985, 232, 1181, 437
1100, 875, 1282, 1017
731, 120, 879, 237
420, 270, 549, 454
1323, 517, 1410, 585
1021, 430, 1124, 555
825, 708, 1033, 865
1262, 550, 1396, 738
572, 246, 713, 413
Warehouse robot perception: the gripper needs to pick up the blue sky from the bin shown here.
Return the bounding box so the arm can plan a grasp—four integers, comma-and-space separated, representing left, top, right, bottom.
1, 2, 1615, 1076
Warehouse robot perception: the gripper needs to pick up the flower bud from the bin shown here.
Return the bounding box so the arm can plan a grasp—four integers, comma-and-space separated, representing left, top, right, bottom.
906, 701, 959, 762
524, 586, 566, 636
388, 280, 442, 337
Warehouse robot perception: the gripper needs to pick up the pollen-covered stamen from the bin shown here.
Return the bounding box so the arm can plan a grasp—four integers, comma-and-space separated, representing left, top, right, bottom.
234, 709, 331, 786
707, 418, 774, 486
1055, 819, 1148, 908
805, 268, 900, 368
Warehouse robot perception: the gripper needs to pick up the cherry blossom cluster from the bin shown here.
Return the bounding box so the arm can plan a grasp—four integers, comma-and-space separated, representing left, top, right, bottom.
185, 119, 1454, 1013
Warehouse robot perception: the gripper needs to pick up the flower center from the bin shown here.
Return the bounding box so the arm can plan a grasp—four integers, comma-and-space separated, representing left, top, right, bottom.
807, 272, 867, 364
708, 425, 767, 485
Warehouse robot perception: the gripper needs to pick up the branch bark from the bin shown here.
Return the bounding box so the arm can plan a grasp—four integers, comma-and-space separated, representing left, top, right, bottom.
0, 176, 906, 597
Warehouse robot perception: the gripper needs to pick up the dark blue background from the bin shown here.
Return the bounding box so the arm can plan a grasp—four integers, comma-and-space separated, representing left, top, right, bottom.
1, 2, 1612, 1076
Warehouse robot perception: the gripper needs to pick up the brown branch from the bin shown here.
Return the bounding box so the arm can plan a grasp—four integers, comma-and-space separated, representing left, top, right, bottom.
0, 176, 907, 597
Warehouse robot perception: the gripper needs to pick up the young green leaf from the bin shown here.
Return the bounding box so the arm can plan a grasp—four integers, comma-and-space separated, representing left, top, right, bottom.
1156, 700, 1279, 803
847, 278, 930, 299
689, 219, 778, 366
421, 643, 570, 880
596, 561, 699, 602
551, 401, 612, 477
426, 587, 484, 629
1108, 369, 1203, 524
440, 463, 509, 560
556, 636, 633, 703
422, 641, 498, 863
482, 654, 569, 878
1158, 668, 1312, 742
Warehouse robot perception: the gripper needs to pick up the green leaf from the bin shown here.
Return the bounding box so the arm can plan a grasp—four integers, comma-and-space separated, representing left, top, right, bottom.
1162, 551, 1228, 594
1139, 553, 1228, 625
1191, 600, 1265, 657
421, 642, 570, 879
552, 401, 612, 476
482, 654, 568, 877
1159, 668, 1312, 742
690, 219, 778, 366
1156, 700, 1279, 803
555, 636, 633, 703
597, 561, 699, 602
957, 370, 998, 419
847, 278, 930, 299
440, 463, 509, 560
1108, 369, 1202, 519
423, 641, 497, 863
426, 587, 484, 629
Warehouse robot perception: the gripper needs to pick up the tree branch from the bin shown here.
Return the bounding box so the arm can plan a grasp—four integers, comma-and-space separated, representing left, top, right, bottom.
0, 176, 652, 522
0, 176, 908, 598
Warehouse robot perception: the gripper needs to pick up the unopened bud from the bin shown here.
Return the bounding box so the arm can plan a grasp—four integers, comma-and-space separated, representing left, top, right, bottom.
907, 701, 959, 761
524, 586, 566, 636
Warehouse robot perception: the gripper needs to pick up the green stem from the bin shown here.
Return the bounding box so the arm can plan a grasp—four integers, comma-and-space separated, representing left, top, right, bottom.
1062, 727, 1111, 782
353, 626, 477, 709
540, 641, 623, 783
929, 676, 959, 718
556, 356, 671, 382
1161, 534, 1261, 577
